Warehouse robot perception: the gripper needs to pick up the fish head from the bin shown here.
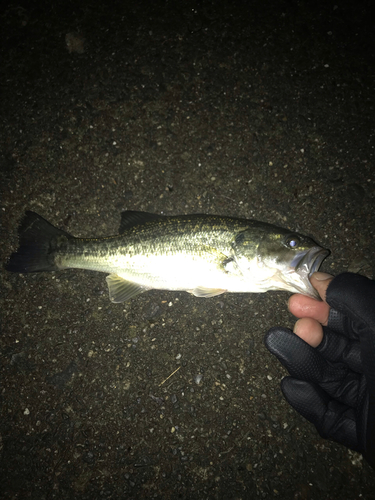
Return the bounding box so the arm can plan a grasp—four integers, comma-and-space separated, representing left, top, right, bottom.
233, 225, 329, 298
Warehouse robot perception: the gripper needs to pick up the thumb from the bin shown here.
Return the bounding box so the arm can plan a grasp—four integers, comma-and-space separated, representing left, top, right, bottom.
310, 272, 334, 302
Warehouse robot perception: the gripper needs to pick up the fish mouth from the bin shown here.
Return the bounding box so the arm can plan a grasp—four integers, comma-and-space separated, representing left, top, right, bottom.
302, 247, 330, 276
291, 246, 330, 298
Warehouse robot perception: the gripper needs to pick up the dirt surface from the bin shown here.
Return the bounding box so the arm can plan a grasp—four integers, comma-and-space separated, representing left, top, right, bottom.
1, 0, 375, 498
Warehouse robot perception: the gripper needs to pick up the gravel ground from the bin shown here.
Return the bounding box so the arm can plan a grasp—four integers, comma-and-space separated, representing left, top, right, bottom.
1, 1, 374, 498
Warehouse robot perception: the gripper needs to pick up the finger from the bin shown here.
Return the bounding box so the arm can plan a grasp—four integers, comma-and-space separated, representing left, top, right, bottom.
288, 273, 334, 325
265, 328, 336, 382
293, 316, 363, 372
309, 272, 335, 302
294, 318, 324, 347
265, 328, 359, 408
319, 326, 362, 373
281, 377, 359, 452
288, 294, 330, 325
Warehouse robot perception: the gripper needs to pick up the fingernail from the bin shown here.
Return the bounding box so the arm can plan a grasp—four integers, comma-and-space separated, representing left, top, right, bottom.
312, 272, 332, 281
293, 319, 301, 334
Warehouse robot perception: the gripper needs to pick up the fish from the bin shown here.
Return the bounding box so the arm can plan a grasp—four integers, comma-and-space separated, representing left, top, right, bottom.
5, 210, 329, 302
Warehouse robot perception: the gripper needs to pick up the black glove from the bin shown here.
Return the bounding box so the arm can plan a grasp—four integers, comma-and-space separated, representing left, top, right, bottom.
264, 273, 375, 469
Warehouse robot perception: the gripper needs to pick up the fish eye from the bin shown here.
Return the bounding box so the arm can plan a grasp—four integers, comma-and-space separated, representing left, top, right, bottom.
285, 235, 299, 248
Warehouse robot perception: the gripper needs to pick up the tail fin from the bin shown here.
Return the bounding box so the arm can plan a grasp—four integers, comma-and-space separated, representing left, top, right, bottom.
5, 211, 72, 273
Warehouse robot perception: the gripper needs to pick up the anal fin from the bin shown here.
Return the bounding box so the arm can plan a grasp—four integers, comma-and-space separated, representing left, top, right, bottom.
106, 274, 149, 303
189, 286, 226, 298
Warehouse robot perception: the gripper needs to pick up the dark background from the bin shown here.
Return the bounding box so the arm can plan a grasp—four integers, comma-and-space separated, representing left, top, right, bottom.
1, 0, 374, 498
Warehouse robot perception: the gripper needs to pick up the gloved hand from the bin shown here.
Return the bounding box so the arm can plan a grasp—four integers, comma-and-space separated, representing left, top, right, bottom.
264, 272, 375, 469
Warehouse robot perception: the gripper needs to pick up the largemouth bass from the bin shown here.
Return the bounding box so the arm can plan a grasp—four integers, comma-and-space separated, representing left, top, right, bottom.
6, 211, 329, 302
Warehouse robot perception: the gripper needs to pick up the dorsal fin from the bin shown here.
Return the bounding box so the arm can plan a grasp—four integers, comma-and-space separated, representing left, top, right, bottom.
119, 211, 165, 233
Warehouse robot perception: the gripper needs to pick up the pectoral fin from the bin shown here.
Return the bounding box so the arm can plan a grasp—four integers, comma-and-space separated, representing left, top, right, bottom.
189, 286, 226, 298
106, 274, 149, 302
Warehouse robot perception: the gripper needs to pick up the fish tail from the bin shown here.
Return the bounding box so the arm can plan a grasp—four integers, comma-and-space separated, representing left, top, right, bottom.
5, 211, 72, 273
